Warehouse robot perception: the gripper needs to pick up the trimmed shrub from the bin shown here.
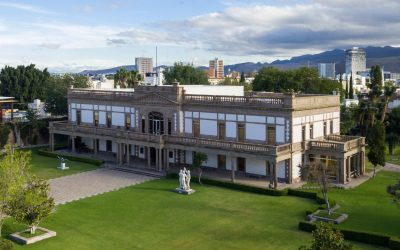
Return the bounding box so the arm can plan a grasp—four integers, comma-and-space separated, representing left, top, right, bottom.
389, 237, 400, 250
341, 229, 390, 246
298, 221, 316, 232
0, 239, 13, 250
37, 149, 103, 166
166, 172, 179, 179
288, 189, 317, 199
201, 178, 288, 196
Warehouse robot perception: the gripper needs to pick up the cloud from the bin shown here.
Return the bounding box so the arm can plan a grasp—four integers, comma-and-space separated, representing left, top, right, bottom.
107, 38, 129, 46
38, 43, 61, 49
0, 2, 56, 14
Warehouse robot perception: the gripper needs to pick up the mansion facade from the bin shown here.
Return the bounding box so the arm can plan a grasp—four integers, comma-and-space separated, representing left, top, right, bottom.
49, 83, 365, 186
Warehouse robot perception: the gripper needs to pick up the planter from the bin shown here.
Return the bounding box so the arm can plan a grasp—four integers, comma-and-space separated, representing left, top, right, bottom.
307, 209, 348, 224
9, 227, 56, 245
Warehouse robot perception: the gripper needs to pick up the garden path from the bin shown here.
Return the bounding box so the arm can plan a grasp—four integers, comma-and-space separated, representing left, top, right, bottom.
48, 168, 156, 205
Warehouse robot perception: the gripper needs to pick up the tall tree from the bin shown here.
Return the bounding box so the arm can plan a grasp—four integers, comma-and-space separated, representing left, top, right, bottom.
367, 121, 386, 177
386, 107, 400, 155
380, 81, 396, 122
191, 152, 208, 185
299, 222, 352, 250
114, 68, 129, 88
0, 145, 31, 236
345, 79, 349, 99
45, 74, 90, 116
0, 65, 50, 103
349, 74, 354, 99
239, 72, 245, 84
164, 62, 209, 85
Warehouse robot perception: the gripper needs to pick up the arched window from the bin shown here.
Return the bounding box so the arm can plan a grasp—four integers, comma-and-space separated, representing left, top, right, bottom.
149, 112, 164, 135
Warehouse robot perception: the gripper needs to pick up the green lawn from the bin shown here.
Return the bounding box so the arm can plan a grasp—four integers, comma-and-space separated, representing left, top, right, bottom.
1, 179, 385, 250
386, 146, 400, 165
329, 170, 400, 237
26, 148, 99, 179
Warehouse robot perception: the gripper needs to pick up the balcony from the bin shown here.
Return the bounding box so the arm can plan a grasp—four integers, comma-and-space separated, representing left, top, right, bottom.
309, 135, 365, 152
50, 121, 292, 156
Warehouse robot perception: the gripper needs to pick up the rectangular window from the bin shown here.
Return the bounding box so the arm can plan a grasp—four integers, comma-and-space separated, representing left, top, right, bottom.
168, 119, 172, 135
301, 125, 306, 141
125, 114, 131, 130
106, 112, 112, 128
267, 126, 276, 145
330, 120, 334, 134
218, 122, 226, 140
94, 111, 99, 127
237, 157, 246, 172
76, 110, 81, 125
169, 151, 174, 158
323, 121, 327, 136
142, 117, 146, 133
106, 140, 112, 152
192, 119, 200, 138
217, 155, 226, 169
237, 123, 245, 142
309, 124, 314, 139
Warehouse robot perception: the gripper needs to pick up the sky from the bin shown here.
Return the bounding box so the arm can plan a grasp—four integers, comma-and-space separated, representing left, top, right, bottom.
0, 0, 400, 73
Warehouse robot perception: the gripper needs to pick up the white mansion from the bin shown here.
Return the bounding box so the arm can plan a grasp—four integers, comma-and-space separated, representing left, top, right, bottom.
49, 83, 365, 186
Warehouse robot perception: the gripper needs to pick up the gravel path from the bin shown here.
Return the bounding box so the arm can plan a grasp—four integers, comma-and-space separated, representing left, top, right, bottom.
49, 169, 156, 205
383, 162, 400, 173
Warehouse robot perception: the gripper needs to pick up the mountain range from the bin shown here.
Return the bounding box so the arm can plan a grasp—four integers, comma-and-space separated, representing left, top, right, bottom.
79, 46, 400, 76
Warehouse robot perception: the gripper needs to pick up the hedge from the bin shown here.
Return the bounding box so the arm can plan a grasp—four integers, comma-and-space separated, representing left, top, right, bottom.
166, 172, 287, 196
298, 221, 399, 248
288, 189, 317, 199
37, 149, 104, 166
389, 237, 400, 250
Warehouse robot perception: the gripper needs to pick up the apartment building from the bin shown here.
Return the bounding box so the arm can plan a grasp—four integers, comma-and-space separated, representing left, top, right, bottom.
208, 58, 224, 79
135, 57, 153, 77
49, 84, 365, 185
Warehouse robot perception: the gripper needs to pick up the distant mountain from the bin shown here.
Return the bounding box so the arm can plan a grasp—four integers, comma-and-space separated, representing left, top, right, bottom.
79, 65, 136, 75
78, 46, 400, 76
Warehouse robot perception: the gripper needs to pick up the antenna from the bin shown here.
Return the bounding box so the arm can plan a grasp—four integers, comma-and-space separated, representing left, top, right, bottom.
156, 46, 158, 85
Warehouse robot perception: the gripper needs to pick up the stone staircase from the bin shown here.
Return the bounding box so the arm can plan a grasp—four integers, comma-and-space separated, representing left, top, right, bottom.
103, 162, 165, 178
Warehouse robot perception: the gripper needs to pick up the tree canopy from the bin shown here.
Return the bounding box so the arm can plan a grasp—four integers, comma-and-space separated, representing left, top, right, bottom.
45, 74, 90, 116
0, 64, 50, 103
164, 62, 209, 85
252, 67, 342, 94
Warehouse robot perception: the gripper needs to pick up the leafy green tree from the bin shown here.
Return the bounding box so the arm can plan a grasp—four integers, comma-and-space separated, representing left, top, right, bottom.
114, 68, 140, 88
239, 72, 245, 84
367, 121, 386, 177
219, 77, 240, 85
0, 145, 31, 236
11, 177, 54, 234
164, 62, 209, 85
299, 222, 352, 250
191, 152, 208, 185
380, 81, 397, 122
300, 160, 335, 214
387, 179, 400, 207
45, 74, 90, 116
349, 74, 354, 99
252, 67, 341, 94
345, 79, 349, 99
386, 107, 400, 155
0, 65, 50, 103
340, 104, 359, 135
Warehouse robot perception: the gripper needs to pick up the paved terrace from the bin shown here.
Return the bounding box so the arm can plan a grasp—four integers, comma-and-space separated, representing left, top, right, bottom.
49, 168, 156, 205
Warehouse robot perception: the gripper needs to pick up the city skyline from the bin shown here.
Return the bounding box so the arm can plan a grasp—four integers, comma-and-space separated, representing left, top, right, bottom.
0, 0, 400, 73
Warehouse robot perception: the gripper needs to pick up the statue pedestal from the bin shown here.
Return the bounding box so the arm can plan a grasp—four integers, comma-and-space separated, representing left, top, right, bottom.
58, 163, 69, 170
174, 188, 196, 195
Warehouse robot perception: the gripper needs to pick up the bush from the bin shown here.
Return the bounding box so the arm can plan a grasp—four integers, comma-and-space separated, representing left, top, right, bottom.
37, 149, 103, 166
0, 239, 13, 250
341, 229, 390, 246
298, 221, 316, 232
389, 237, 400, 250
288, 189, 317, 199
167, 172, 287, 196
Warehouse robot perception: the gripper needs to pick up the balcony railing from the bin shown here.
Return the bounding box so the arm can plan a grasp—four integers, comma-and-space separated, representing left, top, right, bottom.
309, 135, 365, 152
183, 94, 285, 107
50, 121, 291, 156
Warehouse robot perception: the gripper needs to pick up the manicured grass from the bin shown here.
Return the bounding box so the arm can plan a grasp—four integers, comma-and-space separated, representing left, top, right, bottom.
327, 171, 400, 237
314, 210, 342, 220
19, 229, 47, 238
26, 148, 99, 179
2, 180, 383, 250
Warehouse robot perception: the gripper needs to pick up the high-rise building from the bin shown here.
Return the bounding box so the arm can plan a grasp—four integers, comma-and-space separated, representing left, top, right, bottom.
208, 58, 224, 79
345, 47, 366, 74
318, 63, 336, 79
135, 57, 153, 77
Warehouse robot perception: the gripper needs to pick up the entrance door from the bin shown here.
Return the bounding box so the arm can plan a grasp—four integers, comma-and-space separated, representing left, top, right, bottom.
150, 147, 157, 166
106, 140, 112, 152
237, 124, 245, 142
193, 119, 200, 138
267, 126, 276, 145
218, 122, 226, 140
218, 155, 226, 169
237, 157, 246, 172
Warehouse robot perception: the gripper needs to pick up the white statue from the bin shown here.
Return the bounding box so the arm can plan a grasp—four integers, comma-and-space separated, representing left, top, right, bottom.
186, 170, 191, 190
178, 170, 184, 189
